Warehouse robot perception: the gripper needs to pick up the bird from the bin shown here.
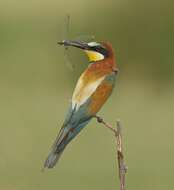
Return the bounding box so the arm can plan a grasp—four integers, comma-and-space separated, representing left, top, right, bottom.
44, 40, 118, 169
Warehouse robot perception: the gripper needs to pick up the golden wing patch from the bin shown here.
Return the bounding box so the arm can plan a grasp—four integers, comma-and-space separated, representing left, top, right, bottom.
72, 73, 105, 111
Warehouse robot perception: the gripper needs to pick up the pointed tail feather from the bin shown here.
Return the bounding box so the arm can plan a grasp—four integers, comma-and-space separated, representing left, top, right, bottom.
44, 119, 91, 169
44, 126, 68, 169
44, 148, 64, 168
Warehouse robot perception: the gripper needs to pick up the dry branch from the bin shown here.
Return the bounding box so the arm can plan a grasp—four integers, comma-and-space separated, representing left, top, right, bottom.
95, 116, 127, 190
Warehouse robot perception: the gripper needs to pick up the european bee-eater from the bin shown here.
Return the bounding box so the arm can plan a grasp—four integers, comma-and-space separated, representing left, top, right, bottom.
44, 40, 118, 168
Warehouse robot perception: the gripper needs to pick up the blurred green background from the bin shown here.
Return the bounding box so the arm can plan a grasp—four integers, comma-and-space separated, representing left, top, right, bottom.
0, 0, 174, 190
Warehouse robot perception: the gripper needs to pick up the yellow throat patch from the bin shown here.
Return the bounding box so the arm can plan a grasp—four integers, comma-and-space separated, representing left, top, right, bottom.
85, 50, 104, 62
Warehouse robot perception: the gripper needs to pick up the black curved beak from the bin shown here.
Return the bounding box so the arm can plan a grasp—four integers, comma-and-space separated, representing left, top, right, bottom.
57, 40, 89, 50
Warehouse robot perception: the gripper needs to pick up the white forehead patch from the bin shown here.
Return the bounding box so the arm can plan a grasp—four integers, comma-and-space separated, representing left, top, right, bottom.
87, 42, 100, 47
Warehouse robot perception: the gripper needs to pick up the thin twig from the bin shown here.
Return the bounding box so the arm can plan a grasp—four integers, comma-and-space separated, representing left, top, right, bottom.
95, 116, 127, 190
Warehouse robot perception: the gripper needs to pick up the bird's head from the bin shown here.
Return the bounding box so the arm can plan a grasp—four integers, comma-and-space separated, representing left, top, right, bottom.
58, 40, 114, 62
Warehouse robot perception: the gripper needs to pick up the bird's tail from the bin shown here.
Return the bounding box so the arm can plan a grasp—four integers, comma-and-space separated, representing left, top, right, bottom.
44, 147, 64, 169
44, 119, 91, 169
44, 126, 69, 169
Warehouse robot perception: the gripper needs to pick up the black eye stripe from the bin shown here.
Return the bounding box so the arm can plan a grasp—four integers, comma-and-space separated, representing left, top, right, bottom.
91, 46, 109, 57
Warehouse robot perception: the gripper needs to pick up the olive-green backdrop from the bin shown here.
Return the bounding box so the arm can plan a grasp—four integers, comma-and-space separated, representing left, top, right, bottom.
0, 0, 173, 190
